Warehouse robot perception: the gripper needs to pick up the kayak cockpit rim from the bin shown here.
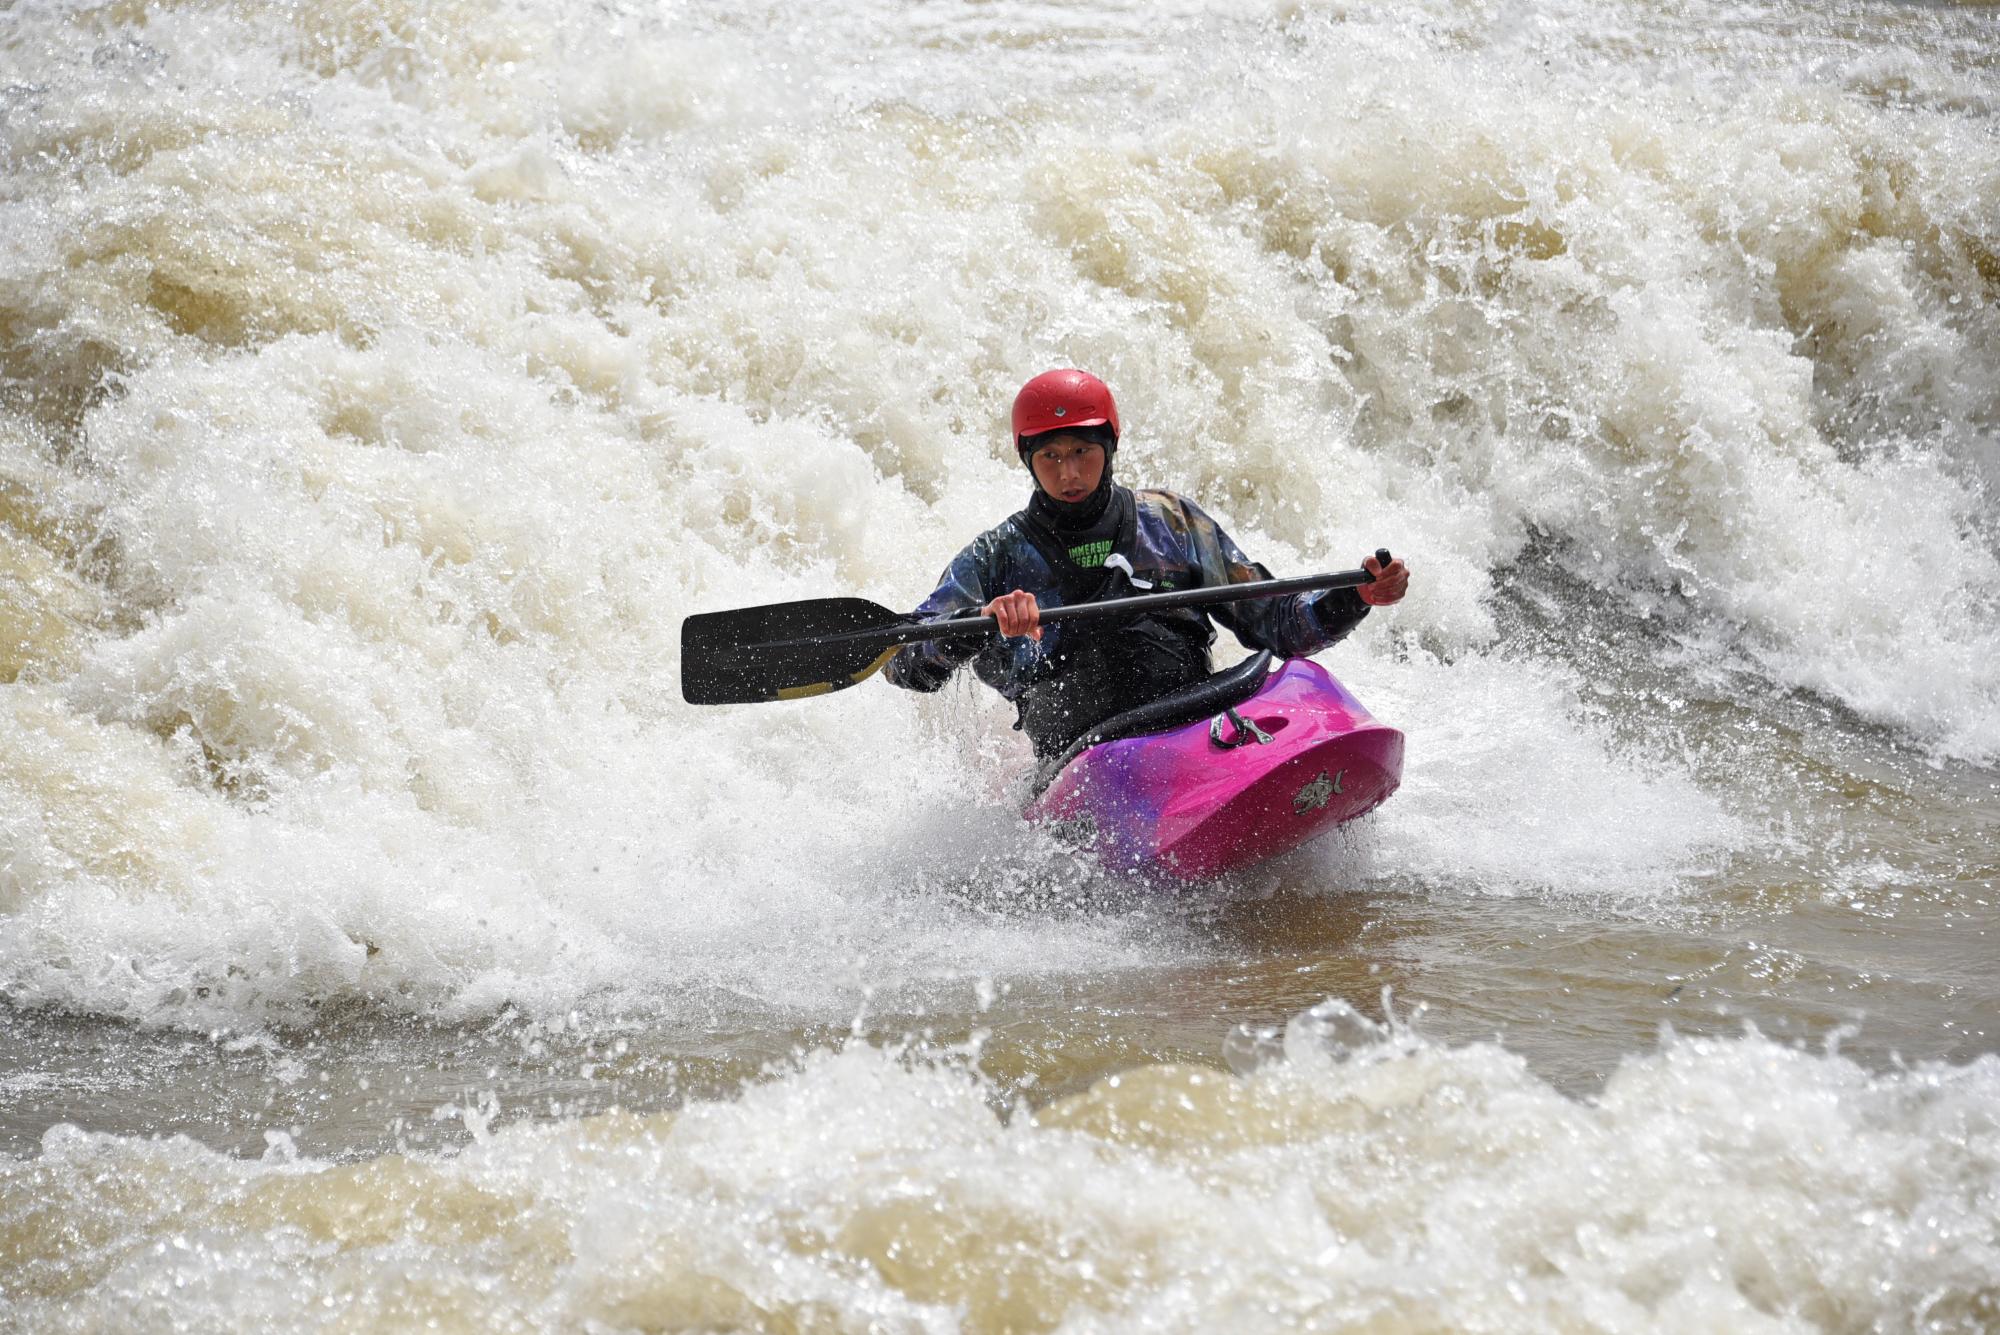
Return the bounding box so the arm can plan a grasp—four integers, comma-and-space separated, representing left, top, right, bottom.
1028, 650, 1276, 797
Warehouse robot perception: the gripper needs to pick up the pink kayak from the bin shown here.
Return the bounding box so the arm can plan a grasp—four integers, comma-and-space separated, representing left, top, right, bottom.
1023, 654, 1403, 880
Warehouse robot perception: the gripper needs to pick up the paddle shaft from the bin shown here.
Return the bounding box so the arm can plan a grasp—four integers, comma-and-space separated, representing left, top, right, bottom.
765, 562, 1386, 654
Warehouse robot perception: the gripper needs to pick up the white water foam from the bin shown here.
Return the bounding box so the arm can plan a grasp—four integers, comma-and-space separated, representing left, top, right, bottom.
1, 0, 1996, 1027
5, 1005, 1996, 1330
1317, 647, 1743, 899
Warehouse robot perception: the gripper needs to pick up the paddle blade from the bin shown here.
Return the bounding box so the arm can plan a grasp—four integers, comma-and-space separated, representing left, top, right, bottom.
681, 597, 910, 705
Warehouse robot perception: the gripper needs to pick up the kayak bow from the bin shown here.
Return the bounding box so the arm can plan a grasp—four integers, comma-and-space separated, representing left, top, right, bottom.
1024, 657, 1402, 880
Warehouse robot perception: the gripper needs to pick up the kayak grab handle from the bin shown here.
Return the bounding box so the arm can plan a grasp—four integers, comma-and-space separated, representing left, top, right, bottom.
1210, 708, 1273, 749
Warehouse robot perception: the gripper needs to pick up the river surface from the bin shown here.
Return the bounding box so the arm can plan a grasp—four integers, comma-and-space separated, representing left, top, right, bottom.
3, 0, 1998, 1330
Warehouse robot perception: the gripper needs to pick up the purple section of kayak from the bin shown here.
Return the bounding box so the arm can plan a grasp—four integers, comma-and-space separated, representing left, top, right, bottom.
1023, 659, 1403, 880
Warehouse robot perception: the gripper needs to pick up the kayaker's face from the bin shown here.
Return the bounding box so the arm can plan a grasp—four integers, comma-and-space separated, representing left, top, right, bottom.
1029, 433, 1106, 502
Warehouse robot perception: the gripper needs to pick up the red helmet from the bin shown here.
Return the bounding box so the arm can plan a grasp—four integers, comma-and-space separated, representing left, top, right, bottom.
1011, 369, 1120, 453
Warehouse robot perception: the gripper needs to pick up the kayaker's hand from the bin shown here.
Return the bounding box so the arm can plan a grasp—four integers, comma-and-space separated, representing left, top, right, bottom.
983, 589, 1042, 641
1359, 554, 1409, 606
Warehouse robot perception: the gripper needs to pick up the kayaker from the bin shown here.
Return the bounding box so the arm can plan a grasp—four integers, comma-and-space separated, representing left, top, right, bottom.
886, 369, 1410, 760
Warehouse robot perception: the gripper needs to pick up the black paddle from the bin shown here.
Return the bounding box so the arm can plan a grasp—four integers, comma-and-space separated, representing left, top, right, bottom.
681, 550, 1393, 705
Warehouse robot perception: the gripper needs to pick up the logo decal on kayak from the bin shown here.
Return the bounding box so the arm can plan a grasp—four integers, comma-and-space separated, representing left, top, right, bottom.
1293, 770, 1342, 814
1047, 813, 1098, 846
